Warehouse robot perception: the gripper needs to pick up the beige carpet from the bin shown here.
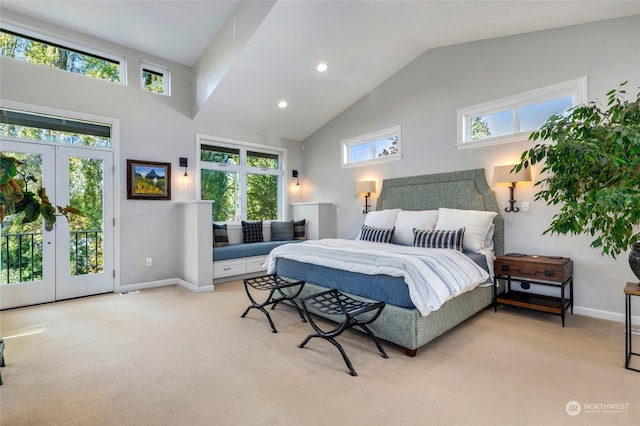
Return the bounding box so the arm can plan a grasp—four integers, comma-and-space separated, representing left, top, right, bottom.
0, 280, 637, 425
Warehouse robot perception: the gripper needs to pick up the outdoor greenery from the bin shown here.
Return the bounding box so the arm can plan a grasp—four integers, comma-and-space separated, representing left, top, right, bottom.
515, 82, 640, 258
471, 117, 492, 140
201, 148, 278, 222
1, 29, 120, 82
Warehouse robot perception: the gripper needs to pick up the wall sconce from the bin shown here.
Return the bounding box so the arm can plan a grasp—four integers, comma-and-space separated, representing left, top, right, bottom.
179, 157, 188, 187
494, 164, 532, 212
292, 169, 300, 188
355, 180, 376, 214
292, 169, 300, 193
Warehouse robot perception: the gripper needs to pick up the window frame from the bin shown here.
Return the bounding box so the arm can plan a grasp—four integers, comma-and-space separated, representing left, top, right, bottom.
0, 22, 126, 84
340, 125, 401, 168
456, 77, 588, 150
196, 134, 288, 222
140, 61, 171, 96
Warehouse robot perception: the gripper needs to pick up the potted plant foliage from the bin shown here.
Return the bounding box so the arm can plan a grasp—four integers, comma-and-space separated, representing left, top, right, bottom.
515, 82, 640, 279
0, 152, 80, 229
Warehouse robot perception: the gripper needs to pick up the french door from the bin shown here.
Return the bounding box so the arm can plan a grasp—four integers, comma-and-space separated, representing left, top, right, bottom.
1, 140, 114, 309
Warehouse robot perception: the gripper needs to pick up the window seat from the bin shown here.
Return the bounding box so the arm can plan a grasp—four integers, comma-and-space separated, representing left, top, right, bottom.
213, 240, 300, 261
212, 220, 305, 282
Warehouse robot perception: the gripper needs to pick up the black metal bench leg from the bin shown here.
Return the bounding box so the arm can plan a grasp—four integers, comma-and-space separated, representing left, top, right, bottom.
358, 324, 389, 359
299, 333, 357, 376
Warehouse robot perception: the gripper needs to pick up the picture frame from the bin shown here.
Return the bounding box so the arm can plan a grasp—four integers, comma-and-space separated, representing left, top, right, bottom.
126, 159, 171, 200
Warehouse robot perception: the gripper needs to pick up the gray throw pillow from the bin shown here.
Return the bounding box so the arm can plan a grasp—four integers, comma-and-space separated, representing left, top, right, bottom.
271, 220, 294, 241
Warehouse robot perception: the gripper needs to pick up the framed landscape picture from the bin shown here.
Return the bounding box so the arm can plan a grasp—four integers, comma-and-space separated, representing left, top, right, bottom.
126, 159, 171, 200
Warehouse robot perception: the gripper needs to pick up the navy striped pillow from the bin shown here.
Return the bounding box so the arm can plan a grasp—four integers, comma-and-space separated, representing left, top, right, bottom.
413, 227, 465, 251
293, 219, 306, 240
359, 225, 395, 243
213, 223, 229, 247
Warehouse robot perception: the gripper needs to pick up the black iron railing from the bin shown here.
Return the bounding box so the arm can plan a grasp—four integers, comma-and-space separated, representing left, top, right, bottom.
1, 230, 103, 284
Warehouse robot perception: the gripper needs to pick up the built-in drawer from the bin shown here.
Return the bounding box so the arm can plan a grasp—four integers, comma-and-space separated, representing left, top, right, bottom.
246, 256, 268, 273
213, 259, 245, 278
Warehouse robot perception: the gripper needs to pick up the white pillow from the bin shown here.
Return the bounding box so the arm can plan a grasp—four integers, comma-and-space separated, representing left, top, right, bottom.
364, 209, 401, 228
435, 208, 497, 252
393, 210, 439, 246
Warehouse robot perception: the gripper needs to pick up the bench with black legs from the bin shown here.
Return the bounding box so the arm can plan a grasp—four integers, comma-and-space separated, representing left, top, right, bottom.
299, 289, 388, 376
241, 275, 306, 333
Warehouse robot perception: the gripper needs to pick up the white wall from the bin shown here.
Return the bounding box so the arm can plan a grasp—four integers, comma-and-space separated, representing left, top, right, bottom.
299, 15, 640, 321
0, 9, 302, 289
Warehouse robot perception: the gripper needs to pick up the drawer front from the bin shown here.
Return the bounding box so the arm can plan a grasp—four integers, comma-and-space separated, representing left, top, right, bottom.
495, 258, 572, 283
214, 260, 245, 278
246, 256, 268, 273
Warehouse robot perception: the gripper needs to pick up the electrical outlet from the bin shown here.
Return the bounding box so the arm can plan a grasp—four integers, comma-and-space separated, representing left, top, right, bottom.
522, 202, 530, 213
145, 257, 152, 267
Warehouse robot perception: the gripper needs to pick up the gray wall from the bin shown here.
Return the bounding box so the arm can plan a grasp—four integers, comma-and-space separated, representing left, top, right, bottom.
0, 9, 302, 288
299, 15, 640, 321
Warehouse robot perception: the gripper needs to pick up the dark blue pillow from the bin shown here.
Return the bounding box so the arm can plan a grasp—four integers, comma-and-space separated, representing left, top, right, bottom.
242, 221, 263, 243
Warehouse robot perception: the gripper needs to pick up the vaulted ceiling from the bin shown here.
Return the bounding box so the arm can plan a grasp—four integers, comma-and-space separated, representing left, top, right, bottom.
2, 1, 639, 141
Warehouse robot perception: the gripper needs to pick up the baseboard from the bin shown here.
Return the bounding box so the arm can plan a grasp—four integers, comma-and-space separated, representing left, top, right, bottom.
177, 279, 214, 293
574, 305, 639, 325
119, 278, 214, 294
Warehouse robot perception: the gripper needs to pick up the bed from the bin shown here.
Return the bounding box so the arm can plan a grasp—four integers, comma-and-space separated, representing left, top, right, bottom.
267, 169, 504, 356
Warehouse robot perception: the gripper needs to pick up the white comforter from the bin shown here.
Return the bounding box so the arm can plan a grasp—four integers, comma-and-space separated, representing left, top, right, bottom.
265, 239, 490, 316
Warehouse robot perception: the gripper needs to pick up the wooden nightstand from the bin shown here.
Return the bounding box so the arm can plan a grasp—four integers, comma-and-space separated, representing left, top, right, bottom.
493, 254, 574, 326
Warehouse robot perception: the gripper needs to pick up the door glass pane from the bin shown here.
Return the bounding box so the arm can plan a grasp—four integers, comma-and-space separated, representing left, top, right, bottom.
247, 173, 278, 221
1, 152, 44, 284
201, 169, 239, 221
68, 157, 103, 276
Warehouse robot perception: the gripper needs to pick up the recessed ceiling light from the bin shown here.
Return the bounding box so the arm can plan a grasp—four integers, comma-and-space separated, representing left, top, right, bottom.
278, 100, 288, 108
316, 62, 328, 73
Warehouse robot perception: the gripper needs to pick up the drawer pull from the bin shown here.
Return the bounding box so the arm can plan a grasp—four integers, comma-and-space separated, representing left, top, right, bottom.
223, 267, 232, 271
544, 270, 556, 277
501, 265, 510, 271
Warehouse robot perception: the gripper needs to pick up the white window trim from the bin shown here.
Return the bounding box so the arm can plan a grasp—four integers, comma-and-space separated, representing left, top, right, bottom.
140, 61, 171, 96
1, 20, 127, 85
341, 125, 401, 169
456, 77, 588, 150
196, 134, 288, 220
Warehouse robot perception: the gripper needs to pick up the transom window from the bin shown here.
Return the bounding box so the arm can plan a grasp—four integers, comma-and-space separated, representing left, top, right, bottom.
0, 26, 123, 84
457, 77, 587, 149
197, 136, 285, 222
0, 108, 112, 148
141, 62, 170, 95
341, 125, 401, 168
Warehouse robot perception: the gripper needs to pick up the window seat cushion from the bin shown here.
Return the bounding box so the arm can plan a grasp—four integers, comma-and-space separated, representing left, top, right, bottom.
213, 240, 302, 261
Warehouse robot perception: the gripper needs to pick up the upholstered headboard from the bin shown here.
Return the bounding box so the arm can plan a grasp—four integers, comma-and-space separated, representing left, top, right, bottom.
375, 169, 504, 256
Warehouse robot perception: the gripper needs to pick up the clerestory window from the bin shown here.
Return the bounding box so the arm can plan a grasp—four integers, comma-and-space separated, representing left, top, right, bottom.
457, 77, 588, 149
341, 125, 401, 168
0, 26, 123, 84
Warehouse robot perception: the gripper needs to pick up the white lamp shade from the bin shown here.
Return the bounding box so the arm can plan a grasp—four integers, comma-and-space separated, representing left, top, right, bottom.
355, 180, 376, 195
494, 164, 532, 184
